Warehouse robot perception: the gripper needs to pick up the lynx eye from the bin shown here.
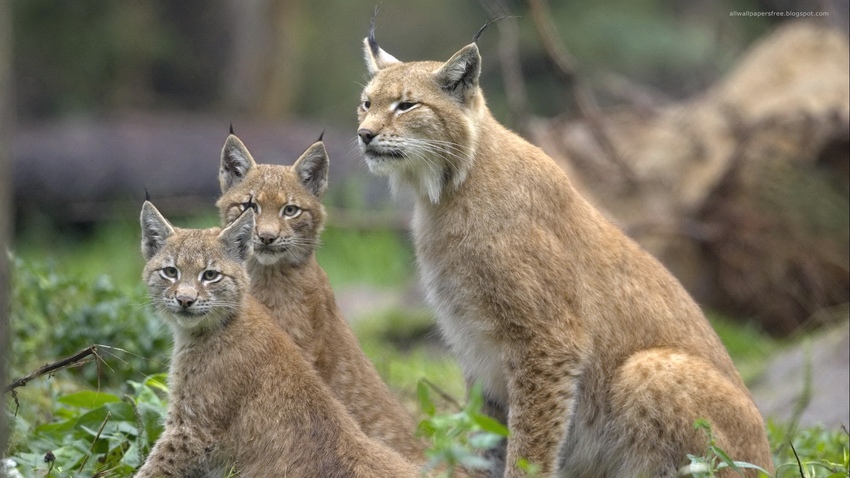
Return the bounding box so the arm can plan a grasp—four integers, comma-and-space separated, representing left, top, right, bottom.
362, 100, 371, 111
201, 270, 222, 283
282, 205, 301, 217
396, 101, 417, 112
160, 267, 178, 279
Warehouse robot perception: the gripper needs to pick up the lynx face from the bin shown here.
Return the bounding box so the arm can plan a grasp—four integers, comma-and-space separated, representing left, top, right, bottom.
141, 201, 254, 334
216, 134, 328, 267
357, 37, 483, 203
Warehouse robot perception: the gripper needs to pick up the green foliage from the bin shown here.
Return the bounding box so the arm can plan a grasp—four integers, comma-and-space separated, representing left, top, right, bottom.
679, 419, 849, 478
316, 225, 415, 289
417, 381, 509, 477
707, 312, 777, 383
5, 375, 167, 478
5, 222, 847, 478
682, 418, 771, 477
9, 255, 170, 388
769, 422, 850, 478
353, 308, 465, 413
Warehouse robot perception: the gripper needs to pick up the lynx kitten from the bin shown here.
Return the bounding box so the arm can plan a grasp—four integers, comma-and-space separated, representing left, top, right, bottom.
135, 201, 420, 477
215, 134, 425, 462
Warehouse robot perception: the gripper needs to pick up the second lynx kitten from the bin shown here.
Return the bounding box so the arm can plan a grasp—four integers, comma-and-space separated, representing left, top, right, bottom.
215, 133, 425, 462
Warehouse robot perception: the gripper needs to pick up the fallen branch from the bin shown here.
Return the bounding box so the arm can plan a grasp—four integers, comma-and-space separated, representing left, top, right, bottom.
526, 0, 638, 188
4, 345, 99, 393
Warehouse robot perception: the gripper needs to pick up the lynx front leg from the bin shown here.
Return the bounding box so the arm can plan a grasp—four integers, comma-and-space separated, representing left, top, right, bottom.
134, 426, 212, 478
503, 346, 584, 478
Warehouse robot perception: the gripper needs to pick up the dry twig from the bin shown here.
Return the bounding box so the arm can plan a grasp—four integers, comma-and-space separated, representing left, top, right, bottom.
4, 345, 100, 393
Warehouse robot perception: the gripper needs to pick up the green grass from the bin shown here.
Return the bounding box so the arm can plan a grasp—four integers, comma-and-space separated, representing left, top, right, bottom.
13, 214, 415, 293
708, 311, 778, 383
353, 308, 465, 414
316, 224, 415, 289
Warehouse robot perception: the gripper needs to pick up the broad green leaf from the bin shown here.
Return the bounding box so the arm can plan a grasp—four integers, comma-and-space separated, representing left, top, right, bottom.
470, 413, 509, 437
58, 391, 121, 409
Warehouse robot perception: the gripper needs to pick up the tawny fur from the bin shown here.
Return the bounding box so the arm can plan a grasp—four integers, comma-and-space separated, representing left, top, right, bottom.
135, 202, 421, 478
358, 35, 773, 478
215, 137, 426, 463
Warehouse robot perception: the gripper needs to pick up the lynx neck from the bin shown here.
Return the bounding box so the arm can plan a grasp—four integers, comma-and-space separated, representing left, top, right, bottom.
247, 254, 320, 295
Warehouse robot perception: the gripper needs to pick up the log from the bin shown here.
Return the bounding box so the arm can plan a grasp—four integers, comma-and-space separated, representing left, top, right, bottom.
528, 20, 849, 335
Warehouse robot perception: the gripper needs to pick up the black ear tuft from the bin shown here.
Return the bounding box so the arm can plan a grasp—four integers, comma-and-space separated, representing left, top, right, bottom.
368, 5, 381, 56
318, 129, 325, 142
144, 188, 151, 202
472, 16, 508, 44
229, 122, 235, 135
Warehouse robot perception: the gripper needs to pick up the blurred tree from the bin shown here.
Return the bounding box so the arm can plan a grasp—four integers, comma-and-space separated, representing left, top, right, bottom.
223, 0, 306, 118
0, 0, 11, 455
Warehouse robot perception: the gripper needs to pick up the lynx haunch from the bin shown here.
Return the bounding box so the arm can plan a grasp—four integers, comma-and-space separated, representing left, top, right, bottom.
357, 25, 772, 478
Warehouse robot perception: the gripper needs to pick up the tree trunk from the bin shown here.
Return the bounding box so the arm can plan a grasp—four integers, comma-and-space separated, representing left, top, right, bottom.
0, 0, 13, 454
222, 0, 305, 118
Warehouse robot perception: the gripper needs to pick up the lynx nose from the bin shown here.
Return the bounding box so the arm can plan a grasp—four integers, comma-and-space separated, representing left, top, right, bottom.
358, 128, 376, 145
258, 232, 277, 245
176, 295, 196, 308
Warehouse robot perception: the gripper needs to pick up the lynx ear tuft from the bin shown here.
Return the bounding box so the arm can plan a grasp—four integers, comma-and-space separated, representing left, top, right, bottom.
363, 9, 400, 76
435, 43, 481, 104
219, 208, 255, 263
220, 134, 256, 192
292, 141, 329, 198
140, 201, 175, 261
472, 16, 507, 44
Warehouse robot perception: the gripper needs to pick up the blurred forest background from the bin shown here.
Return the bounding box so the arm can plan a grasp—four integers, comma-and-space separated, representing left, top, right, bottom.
0, 0, 848, 474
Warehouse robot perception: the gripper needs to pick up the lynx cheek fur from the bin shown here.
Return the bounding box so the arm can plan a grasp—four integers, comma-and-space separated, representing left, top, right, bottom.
357, 27, 772, 478
136, 201, 421, 478
215, 135, 425, 462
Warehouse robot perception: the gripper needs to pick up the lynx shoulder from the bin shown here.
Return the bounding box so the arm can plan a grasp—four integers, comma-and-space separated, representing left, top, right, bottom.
357, 25, 772, 478
215, 135, 425, 462
135, 201, 420, 478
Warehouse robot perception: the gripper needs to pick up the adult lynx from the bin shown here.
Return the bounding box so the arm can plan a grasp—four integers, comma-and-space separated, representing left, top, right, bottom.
136, 201, 420, 477
357, 26, 772, 478
215, 134, 425, 462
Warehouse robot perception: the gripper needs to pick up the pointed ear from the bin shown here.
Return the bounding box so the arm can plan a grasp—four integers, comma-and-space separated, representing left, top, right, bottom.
220, 134, 256, 192
292, 141, 329, 198
363, 37, 400, 76
140, 201, 175, 261
434, 43, 481, 103
219, 209, 255, 263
